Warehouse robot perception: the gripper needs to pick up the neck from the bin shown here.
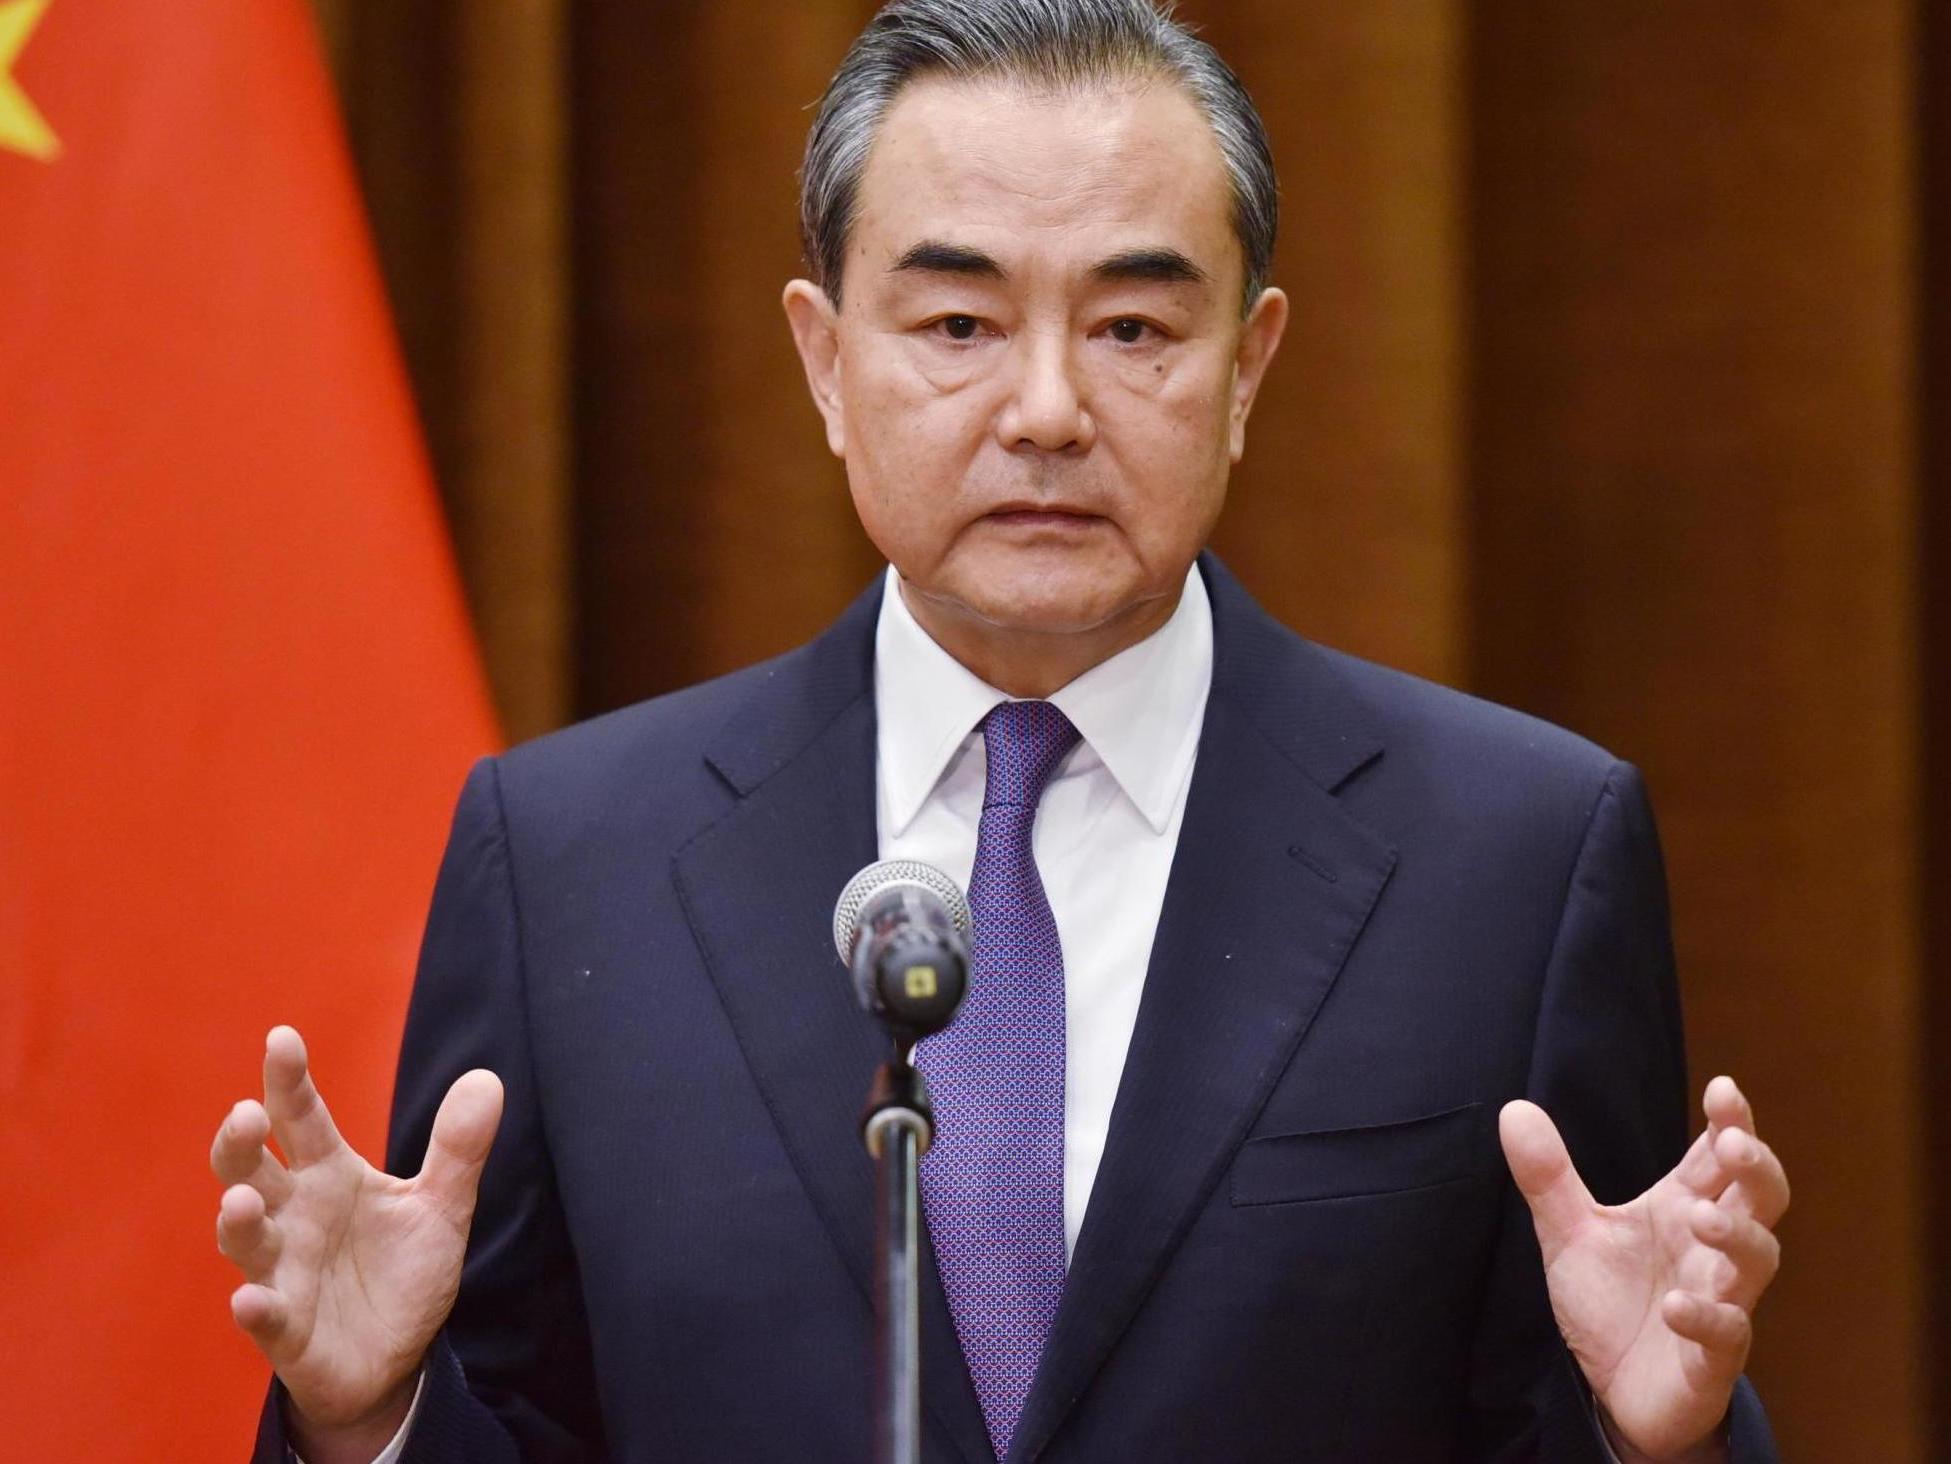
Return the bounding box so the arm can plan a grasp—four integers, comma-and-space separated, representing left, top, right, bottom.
897, 579, 1183, 698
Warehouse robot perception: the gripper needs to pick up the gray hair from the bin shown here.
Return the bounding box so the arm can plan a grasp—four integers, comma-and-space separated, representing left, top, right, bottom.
800, 0, 1278, 314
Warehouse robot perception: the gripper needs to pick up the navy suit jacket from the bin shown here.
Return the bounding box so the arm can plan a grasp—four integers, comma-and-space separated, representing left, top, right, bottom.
257, 555, 1775, 1462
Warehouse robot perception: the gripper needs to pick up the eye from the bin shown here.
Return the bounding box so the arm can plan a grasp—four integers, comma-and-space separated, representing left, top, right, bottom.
938, 314, 980, 341
1108, 317, 1152, 344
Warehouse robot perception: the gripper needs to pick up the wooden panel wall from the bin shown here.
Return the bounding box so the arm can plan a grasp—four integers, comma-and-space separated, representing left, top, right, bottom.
1921, 0, 1951, 1428
570, 1, 882, 713
1205, 1, 1467, 687
315, 2, 1943, 1455
1467, 6, 1926, 1458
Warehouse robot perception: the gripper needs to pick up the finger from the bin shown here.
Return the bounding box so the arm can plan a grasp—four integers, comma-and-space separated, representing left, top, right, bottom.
1660, 1289, 1751, 1378
414, 1069, 505, 1224
1689, 1199, 1780, 1308
216, 1183, 283, 1281
230, 1281, 294, 1358
1702, 1074, 1755, 1138
1498, 1101, 1596, 1260
1712, 1125, 1790, 1227
1669, 1124, 1729, 1199
1671, 1075, 1762, 1202
262, 1025, 345, 1167
210, 1099, 295, 1208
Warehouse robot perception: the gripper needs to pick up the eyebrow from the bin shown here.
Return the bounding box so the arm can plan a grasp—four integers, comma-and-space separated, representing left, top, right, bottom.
889, 241, 1006, 279
1089, 247, 1210, 287
886, 241, 1211, 288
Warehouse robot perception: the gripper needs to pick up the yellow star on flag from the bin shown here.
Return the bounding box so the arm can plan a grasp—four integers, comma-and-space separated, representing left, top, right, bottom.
0, 0, 59, 162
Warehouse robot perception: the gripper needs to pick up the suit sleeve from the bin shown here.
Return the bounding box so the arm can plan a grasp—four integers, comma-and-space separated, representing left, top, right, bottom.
1461, 761, 1779, 1464
252, 756, 608, 1463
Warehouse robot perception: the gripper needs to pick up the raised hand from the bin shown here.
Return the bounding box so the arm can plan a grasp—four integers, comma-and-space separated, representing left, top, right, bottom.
210, 1026, 503, 1454
1500, 1077, 1788, 1463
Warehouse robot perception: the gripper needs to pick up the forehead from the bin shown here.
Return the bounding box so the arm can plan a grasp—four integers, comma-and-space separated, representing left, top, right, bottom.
851, 74, 1236, 284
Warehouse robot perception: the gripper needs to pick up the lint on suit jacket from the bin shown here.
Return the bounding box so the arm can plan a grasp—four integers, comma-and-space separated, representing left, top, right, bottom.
256, 553, 1777, 1462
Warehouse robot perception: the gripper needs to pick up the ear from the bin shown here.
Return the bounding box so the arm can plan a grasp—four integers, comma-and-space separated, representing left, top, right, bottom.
1228, 286, 1289, 463
783, 279, 847, 458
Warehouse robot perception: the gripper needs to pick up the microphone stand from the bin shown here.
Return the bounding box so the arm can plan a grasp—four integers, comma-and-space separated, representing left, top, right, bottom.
836, 862, 969, 1464
861, 1055, 933, 1464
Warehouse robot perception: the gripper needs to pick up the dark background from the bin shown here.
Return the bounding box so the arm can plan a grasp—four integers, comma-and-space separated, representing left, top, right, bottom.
309, 3, 1950, 1456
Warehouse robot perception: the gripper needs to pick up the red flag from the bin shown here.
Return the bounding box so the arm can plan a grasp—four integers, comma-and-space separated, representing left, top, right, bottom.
0, 1, 499, 1456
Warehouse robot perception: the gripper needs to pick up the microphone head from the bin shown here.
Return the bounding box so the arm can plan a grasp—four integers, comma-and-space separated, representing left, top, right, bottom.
832, 859, 972, 964
833, 860, 972, 1042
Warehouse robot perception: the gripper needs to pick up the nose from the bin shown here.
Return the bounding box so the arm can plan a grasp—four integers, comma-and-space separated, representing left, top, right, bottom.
995, 329, 1096, 453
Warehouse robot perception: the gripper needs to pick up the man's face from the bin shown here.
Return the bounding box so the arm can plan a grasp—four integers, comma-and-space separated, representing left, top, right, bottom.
786, 75, 1286, 648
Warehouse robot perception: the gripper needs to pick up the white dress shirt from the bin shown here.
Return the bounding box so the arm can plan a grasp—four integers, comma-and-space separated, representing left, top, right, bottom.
874, 564, 1212, 1258
329, 563, 1212, 1464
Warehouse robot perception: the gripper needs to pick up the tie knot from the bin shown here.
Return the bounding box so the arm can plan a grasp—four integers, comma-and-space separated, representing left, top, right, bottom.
980, 700, 1080, 809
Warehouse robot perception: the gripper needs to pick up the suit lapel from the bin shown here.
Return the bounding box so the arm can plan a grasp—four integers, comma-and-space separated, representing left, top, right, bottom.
673, 578, 992, 1464
1008, 559, 1399, 1464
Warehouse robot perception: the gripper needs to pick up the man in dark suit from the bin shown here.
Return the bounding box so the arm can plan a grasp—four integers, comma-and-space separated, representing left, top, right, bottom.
211, 3, 1788, 1460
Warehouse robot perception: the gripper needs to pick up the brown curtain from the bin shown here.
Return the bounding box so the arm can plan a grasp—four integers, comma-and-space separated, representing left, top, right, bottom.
311, 2, 1947, 1456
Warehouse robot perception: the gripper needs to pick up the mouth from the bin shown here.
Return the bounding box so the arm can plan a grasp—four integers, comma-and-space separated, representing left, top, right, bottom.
982, 504, 1104, 530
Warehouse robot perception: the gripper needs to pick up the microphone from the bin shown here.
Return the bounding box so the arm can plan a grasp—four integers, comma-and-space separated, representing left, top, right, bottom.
837, 864, 969, 1464
833, 859, 972, 1046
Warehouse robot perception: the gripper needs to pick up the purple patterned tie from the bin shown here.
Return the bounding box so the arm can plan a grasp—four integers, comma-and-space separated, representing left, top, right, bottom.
917, 699, 1079, 1462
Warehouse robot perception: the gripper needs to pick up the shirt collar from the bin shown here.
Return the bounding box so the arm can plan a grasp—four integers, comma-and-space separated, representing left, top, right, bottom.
873, 562, 1213, 838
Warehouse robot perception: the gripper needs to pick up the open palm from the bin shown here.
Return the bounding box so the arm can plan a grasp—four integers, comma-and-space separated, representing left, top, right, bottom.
1501, 1077, 1788, 1462
210, 1027, 504, 1432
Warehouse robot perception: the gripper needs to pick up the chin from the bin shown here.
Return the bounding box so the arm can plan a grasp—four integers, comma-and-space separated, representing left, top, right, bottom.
946, 569, 1140, 637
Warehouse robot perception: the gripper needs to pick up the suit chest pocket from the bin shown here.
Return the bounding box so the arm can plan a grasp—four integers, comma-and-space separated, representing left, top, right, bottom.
1230, 1101, 1489, 1207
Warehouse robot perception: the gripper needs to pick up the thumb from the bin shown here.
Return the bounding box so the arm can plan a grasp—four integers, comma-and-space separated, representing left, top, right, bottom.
1499, 1099, 1595, 1261
415, 1069, 505, 1221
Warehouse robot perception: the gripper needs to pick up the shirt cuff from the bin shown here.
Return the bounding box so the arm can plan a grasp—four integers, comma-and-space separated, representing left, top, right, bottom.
290, 1368, 426, 1464
1583, 1379, 1628, 1463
